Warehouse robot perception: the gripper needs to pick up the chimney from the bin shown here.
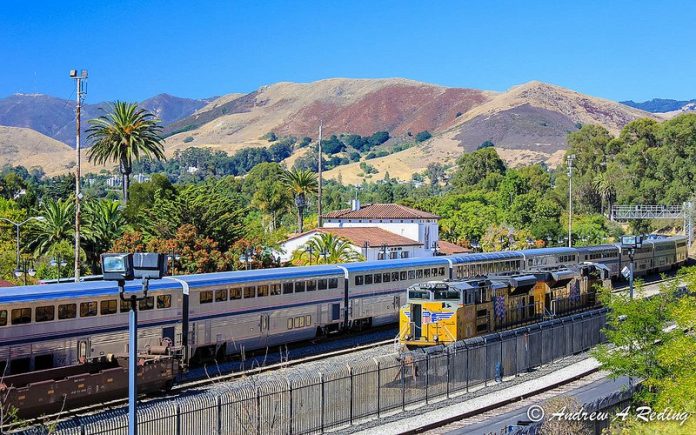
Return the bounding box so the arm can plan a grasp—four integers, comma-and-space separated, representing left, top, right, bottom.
351, 199, 361, 211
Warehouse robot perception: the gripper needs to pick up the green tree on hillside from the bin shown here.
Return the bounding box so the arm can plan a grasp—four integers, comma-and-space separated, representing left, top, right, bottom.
87, 101, 166, 205
451, 147, 506, 190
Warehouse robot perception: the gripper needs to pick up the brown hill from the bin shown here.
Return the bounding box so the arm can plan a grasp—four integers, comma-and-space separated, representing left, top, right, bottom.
0, 126, 78, 175
0, 79, 655, 178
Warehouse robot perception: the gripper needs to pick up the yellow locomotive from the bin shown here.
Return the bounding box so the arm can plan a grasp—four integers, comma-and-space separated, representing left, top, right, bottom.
399, 264, 609, 347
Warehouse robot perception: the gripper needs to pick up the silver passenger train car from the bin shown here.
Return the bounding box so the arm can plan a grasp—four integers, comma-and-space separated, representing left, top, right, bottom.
0, 235, 687, 375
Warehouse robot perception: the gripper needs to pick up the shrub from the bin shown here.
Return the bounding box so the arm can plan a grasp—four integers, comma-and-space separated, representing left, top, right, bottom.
415, 131, 432, 142
183, 136, 194, 143
478, 140, 495, 149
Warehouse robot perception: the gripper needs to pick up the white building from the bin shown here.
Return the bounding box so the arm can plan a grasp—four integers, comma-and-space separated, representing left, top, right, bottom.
279, 201, 469, 263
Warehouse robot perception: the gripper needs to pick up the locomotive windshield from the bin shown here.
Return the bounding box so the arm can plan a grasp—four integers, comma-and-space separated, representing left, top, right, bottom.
407, 282, 459, 301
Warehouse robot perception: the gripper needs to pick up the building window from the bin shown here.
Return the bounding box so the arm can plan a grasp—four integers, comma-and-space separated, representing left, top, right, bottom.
401, 251, 409, 258
377, 252, 385, 260
389, 251, 398, 259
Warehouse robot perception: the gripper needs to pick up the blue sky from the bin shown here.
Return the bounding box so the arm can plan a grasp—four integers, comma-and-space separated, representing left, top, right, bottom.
2, 0, 695, 102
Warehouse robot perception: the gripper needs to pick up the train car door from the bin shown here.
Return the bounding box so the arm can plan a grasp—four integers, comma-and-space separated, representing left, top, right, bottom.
259, 314, 270, 348
393, 295, 401, 311
411, 304, 422, 339
77, 339, 90, 363
162, 326, 175, 346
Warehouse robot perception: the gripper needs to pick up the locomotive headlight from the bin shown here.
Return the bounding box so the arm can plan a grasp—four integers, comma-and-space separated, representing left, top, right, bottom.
433, 335, 439, 342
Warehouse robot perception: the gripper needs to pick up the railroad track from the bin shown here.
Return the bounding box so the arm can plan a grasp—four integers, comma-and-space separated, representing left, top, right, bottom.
13, 337, 396, 432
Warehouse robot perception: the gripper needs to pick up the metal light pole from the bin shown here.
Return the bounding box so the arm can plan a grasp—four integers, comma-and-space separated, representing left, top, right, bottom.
567, 154, 575, 248
317, 121, 323, 227
70, 69, 87, 283
1, 216, 44, 273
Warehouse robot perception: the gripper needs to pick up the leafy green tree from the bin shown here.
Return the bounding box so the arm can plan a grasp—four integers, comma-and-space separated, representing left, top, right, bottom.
87, 101, 166, 205
281, 168, 318, 233
244, 163, 292, 230
451, 148, 506, 190
124, 173, 176, 223
291, 232, 363, 265
27, 198, 74, 256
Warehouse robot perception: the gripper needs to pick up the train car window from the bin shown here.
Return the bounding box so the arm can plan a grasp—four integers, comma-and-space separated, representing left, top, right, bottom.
416, 269, 423, 279
139, 296, 154, 311
7, 309, 29, 327
373, 274, 382, 284
318, 279, 328, 290
120, 299, 130, 312
329, 278, 339, 289
35, 305, 55, 322
58, 304, 76, 320
270, 283, 282, 295
79, 302, 97, 317
392, 272, 399, 281
305, 315, 312, 326
431, 268, 438, 276
400, 271, 407, 280
424, 269, 431, 278
364, 274, 373, 285
0, 310, 6, 326
355, 275, 364, 286
408, 270, 415, 280
200, 291, 213, 304
215, 289, 228, 302
295, 316, 304, 328
157, 295, 172, 309
294, 282, 305, 293
438, 267, 445, 276
244, 286, 256, 298
283, 282, 294, 294
100, 300, 117, 315
258, 285, 269, 297
306, 281, 317, 292
287, 318, 293, 329
383, 273, 391, 283
230, 287, 242, 299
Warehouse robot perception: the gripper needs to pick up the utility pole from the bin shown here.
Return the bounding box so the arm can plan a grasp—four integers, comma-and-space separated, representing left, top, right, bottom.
567, 154, 575, 248
317, 121, 323, 227
70, 69, 87, 283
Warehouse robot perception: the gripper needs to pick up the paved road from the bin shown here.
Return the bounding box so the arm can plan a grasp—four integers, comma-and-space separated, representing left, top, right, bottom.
440, 373, 630, 435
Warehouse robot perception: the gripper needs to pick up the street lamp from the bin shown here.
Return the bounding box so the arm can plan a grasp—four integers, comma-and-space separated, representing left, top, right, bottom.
319, 248, 329, 264
0, 216, 45, 272
303, 245, 314, 265
240, 247, 255, 270
621, 235, 643, 301
431, 241, 439, 256
50, 256, 68, 283
14, 257, 36, 285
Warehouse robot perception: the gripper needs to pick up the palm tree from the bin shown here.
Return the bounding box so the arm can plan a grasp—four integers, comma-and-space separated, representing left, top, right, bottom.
593, 173, 616, 218
281, 168, 318, 233
27, 198, 75, 256
82, 199, 127, 270
292, 232, 363, 265
87, 101, 165, 205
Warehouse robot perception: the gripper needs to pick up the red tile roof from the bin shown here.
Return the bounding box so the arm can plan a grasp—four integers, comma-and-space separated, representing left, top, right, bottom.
287, 227, 422, 247
321, 203, 440, 220
437, 240, 472, 255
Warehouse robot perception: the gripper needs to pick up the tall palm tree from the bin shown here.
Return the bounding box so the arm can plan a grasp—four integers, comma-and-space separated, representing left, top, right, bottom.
281, 168, 318, 233
292, 232, 363, 265
82, 199, 127, 270
87, 101, 165, 205
593, 173, 616, 218
27, 198, 75, 256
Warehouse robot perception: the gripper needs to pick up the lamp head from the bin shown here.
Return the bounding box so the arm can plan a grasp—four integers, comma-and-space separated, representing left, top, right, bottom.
101, 253, 134, 281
